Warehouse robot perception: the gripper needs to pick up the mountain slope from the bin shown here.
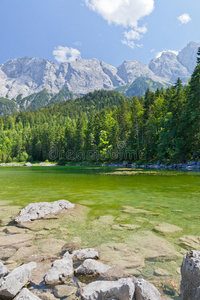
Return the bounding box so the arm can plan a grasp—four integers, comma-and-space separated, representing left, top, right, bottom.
148, 42, 200, 83
0, 56, 167, 100
0, 41, 199, 116
114, 77, 168, 97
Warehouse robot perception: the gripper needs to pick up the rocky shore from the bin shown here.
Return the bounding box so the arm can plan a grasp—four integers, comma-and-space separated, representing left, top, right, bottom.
134, 161, 200, 171
0, 200, 199, 299
1, 161, 200, 171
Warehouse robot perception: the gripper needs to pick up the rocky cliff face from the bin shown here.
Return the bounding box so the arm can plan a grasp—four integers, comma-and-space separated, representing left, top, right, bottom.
149, 42, 200, 83
0, 41, 199, 100
177, 41, 200, 74
149, 51, 190, 83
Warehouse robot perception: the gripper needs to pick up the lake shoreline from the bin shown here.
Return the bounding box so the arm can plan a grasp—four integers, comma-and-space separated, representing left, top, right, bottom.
1, 161, 200, 172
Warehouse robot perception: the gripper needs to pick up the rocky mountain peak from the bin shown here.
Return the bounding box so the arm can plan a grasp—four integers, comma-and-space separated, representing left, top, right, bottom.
177, 41, 200, 74
0, 41, 199, 100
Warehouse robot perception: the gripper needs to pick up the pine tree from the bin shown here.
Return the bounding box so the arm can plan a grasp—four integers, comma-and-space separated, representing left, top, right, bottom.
182, 51, 200, 158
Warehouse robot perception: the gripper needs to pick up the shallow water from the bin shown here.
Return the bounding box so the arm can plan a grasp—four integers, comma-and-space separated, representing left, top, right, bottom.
0, 166, 200, 297
1, 166, 200, 234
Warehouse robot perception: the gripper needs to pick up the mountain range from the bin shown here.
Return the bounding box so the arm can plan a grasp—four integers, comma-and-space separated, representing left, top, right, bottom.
0, 41, 199, 115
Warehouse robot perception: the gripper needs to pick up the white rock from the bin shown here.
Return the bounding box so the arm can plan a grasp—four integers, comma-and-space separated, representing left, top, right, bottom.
14, 200, 75, 223
135, 278, 161, 300
75, 259, 111, 276
44, 252, 73, 284
0, 262, 36, 299
15, 288, 41, 300
81, 278, 135, 300
0, 262, 9, 278
72, 248, 99, 261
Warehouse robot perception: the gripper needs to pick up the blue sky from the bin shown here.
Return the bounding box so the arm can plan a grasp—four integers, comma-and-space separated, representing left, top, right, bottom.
0, 0, 199, 66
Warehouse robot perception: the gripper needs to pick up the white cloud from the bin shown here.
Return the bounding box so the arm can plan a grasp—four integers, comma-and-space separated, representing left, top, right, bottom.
84, 0, 154, 28
84, 0, 154, 49
121, 39, 136, 49
124, 29, 142, 41
53, 46, 81, 63
137, 25, 148, 34
178, 13, 191, 24
73, 41, 82, 46
121, 26, 147, 49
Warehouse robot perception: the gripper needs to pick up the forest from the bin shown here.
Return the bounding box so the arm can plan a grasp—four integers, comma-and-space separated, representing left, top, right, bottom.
0, 51, 200, 164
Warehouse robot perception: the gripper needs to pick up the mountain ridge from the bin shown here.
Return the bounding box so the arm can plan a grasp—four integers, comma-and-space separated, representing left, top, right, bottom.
1, 41, 199, 101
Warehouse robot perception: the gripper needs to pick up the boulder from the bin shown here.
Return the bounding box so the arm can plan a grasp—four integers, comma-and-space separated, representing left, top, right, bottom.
44, 252, 73, 285
75, 259, 111, 276
0, 262, 9, 278
14, 200, 75, 223
0, 262, 36, 299
180, 250, 200, 300
135, 278, 161, 300
15, 288, 41, 299
72, 248, 99, 261
81, 278, 135, 300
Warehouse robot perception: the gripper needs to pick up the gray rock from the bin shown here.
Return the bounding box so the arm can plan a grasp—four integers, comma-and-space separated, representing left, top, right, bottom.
44, 252, 73, 284
177, 41, 200, 73
15, 288, 41, 299
81, 278, 135, 300
72, 248, 99, 261
75, 259, 111, 276
0, 262, 9, 278
135, 278, 161, 300
0, 262, 36, 299
14, 200, 75, 223
180, 250, 200, 300
24, 162, 32, 167
149, 51, 190, 82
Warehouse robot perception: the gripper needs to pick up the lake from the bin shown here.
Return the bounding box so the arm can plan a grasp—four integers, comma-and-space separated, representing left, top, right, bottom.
0, 166, 200, 297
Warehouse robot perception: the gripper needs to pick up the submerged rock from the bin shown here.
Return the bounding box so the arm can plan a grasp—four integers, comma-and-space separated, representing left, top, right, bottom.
154, 222, 182, 235
72, 248, 99, 261
54, 285, 77, 298
120, 206, 152, 215
181, 250, 200, 300
135, 278, 161, 300
44, 252, 73, 285
100, 231, 180, 275
75, 259, 111, 276
0, 262, 36, 299
81, 278, 135, 300
14, 200, 75, 223
179, 235, 200, 250
15, 288, 41, 299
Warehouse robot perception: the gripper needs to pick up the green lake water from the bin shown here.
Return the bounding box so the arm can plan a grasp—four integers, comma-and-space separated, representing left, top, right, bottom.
0, 166, 200, 235
0, 166, 200, 297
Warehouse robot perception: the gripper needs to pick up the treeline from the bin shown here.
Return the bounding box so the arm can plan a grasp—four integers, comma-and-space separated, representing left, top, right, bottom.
0, 52, 200, 164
